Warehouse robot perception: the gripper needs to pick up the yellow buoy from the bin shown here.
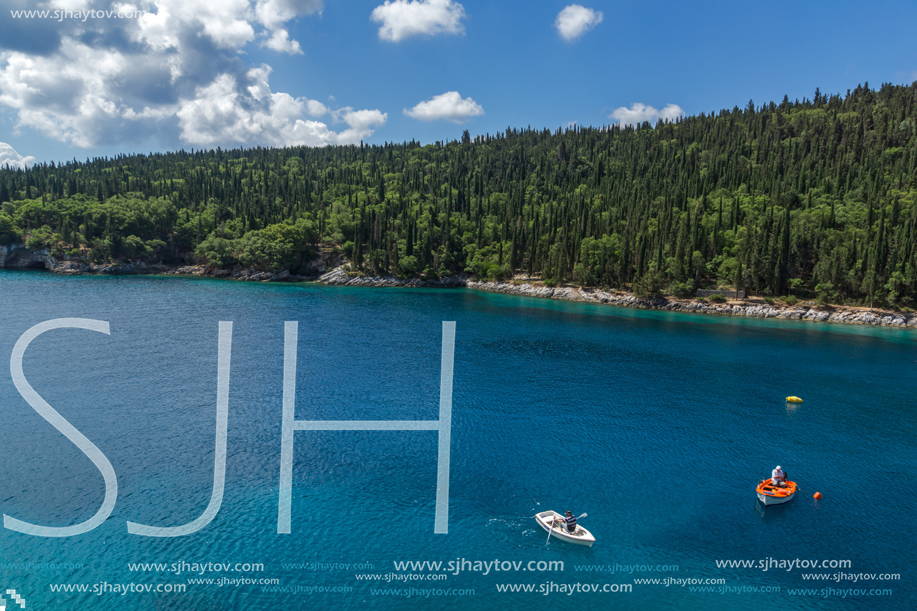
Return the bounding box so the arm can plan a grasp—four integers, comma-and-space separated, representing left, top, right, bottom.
786, 396, 803, 403
814, 492, 822, 499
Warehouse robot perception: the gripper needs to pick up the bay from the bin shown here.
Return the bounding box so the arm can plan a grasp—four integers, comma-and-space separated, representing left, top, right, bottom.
0, 270, 914, 610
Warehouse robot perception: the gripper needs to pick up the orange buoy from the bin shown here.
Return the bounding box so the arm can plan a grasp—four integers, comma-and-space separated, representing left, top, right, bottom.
813, 492, 822, 499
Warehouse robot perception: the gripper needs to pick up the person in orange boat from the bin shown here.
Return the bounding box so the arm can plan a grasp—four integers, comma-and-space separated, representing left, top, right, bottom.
772, 465, 787, 487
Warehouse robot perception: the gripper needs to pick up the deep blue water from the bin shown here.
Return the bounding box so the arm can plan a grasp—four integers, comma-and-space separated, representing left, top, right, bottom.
0, 270, 914, 610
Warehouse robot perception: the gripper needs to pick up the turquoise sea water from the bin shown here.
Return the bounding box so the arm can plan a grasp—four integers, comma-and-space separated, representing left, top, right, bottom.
0, 270, 914, 610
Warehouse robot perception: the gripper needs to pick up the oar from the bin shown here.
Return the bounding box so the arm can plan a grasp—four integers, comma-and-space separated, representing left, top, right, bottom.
545, 515, 555, 544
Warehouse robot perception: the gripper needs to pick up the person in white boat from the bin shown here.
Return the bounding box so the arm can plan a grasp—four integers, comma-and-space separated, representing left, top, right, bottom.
560, 511, 577, 533
772, 465, 787, 488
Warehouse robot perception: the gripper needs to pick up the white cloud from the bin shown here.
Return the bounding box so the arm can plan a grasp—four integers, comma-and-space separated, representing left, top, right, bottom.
609, 103, 685, 127
157, 0, 258, 49
404, 91, 483, 123
132, 0, 321, 52
0, 0, 388, 150
0, 142, 35, 169
255, 0, 323, 53
555, 5, 602, 42
306, 99, 329, 116
47, 0, 94, 9
263, 28, 302, 54
331, 108, 389, 143
255, 0, 323, 29
176, 66, 386, 147
371, 0, 465, 42
0, 38, 132, 147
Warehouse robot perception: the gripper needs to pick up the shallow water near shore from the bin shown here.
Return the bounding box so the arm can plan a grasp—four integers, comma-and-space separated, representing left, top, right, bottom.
0, 270, 914, 610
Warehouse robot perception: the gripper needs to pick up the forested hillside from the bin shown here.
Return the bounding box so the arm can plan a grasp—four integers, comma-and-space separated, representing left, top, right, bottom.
2, 82, 917, 306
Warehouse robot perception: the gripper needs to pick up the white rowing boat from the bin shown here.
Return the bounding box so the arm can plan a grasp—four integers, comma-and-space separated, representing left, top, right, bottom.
535, 510, 595, 547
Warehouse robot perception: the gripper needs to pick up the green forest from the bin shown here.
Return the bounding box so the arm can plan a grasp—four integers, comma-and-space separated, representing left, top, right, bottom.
2, 82, 917, 307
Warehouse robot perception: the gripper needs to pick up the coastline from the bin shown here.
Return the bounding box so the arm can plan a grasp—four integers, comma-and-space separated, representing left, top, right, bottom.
314, 266, 917, 329
3, 244, 915, 329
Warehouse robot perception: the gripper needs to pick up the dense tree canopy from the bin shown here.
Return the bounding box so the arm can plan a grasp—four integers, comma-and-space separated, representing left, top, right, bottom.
2, 82, 917, 307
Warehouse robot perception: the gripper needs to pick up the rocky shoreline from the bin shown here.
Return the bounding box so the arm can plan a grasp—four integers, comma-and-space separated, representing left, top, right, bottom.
0, 244, 330, 282
3, 244, 914, 329
317, 266, 917, 329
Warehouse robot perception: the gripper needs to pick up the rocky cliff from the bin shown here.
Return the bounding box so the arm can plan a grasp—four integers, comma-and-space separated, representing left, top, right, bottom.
0, 245, 53, 269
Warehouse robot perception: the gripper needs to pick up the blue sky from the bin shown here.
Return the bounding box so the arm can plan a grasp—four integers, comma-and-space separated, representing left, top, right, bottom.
0, 0, 915, 167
